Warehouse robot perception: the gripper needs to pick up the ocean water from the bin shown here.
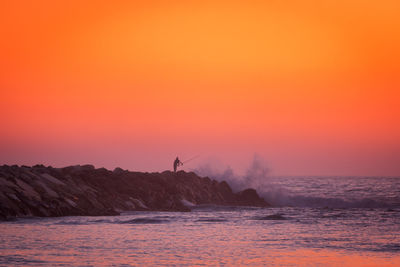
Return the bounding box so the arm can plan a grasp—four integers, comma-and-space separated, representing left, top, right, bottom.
1, 176, 400, 266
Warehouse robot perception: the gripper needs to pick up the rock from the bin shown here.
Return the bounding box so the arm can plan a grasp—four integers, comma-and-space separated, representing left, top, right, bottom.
40, 173, 66, 186
81, 164, 95, 171
113, 167, 125, 174
236, 188, 266, 206
0, 165, 270, 219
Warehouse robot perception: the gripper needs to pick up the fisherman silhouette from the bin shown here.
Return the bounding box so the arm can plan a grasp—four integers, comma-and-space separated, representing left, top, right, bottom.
173, 157, 183, 173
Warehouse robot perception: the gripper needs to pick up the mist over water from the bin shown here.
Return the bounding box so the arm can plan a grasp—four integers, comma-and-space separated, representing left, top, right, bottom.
194, 154, 400, 209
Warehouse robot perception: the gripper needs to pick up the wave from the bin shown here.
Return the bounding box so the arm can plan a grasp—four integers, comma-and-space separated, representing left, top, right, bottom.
196, 217, 228, 222
52, 217, 169, 225
91, 219, 112, 223
191, 204, 260, 212
0, 255, 47, 265
54, 220, 91, 225
262, 194, 400, 209
193, 157, 400, 210
252, 214, 287, 220
118, 218, 168, 224
373, 243, 400, 252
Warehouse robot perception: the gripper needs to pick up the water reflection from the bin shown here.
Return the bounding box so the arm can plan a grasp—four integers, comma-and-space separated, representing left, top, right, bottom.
1, 208, 400, 266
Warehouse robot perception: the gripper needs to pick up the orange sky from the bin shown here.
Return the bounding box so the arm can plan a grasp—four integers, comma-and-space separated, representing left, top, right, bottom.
1, 0, 399, 175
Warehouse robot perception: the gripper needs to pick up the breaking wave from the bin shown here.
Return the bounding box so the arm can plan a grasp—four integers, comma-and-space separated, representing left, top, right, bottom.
194, 154, 400, 209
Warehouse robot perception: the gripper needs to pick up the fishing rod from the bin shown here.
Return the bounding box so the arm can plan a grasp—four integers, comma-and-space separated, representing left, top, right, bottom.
182, 155, 200, 164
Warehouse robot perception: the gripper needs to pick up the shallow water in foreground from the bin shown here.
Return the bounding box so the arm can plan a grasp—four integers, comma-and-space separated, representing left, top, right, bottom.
1, 177, 400, 266
1, 207, 400, 266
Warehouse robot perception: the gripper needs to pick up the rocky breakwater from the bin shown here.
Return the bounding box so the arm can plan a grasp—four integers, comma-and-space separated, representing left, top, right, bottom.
0, 164, 269, 220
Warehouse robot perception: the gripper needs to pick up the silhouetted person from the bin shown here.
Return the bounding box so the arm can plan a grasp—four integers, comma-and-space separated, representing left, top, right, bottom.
173, 157, 183, 172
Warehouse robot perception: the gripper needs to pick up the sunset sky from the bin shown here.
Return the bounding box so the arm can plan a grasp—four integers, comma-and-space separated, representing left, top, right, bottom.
1, 0, 399, 175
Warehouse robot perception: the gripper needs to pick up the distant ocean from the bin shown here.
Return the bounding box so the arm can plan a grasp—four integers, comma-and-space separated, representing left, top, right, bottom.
1, 176, 400, 266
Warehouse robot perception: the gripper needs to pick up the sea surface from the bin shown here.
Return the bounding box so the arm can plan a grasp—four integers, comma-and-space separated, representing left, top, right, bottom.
1, 176, 400, 266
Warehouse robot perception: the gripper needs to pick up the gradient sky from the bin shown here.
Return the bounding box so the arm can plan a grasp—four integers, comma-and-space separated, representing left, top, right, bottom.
1, 0, 399, 175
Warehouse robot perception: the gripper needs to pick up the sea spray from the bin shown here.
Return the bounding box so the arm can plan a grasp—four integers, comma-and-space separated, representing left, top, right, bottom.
193, 155, 400, 208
